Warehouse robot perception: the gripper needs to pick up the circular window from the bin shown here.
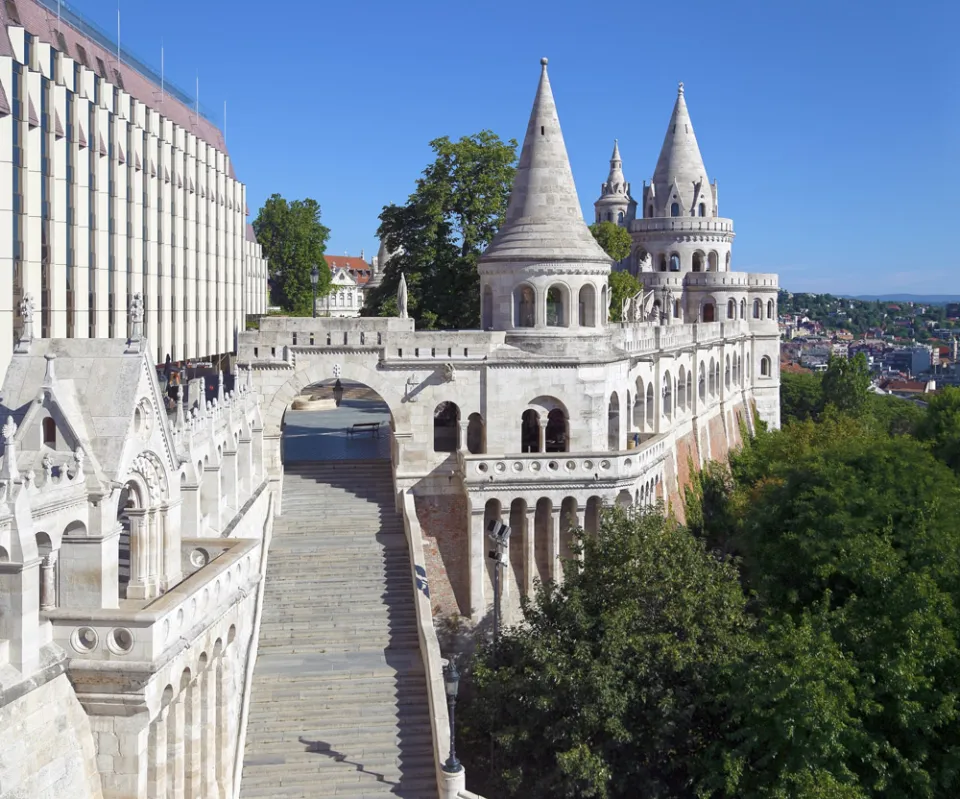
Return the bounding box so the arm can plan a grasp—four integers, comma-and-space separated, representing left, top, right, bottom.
495, 462, 506, 473
530, 461, 541, 472
189, 548, 210, 569
583, 460, 594, 470
599, 460, 611, 470
565, 460, 576, 471
548, 461, 559, 471
107, 627, 134, 654
71, 626, 99, 653
512, 462, 523, 472
477, 463, 488, 474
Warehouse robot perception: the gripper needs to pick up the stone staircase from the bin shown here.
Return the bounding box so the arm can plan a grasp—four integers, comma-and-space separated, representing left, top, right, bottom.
240, 459, 437, 798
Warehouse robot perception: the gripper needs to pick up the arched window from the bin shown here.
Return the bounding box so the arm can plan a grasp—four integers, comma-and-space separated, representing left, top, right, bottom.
698, 202, 706, 216
546, 408, 567, 453
521, 409, 540, 452
42, 417, 56, 446
481, 285, 493, 329
760, 356, 772, 377
433, 402, 460, 452
600, 285, 608, 323
727, 299, 736, 319
608, 393, 620, 451
546, 285, 566, 327
678, 366, 686, 411
740, 298, 746, 319
708, 251, 718, 271
662, 372, 673, 420
753, 299, 762, 319
699, 362, 706, 402
702, 303, 715, 323
692, 252, 704, 272
645, 383, 654, 430
617, 211, 624, 224
686, 369, 693, 407
725, 355, 731, 389
607, 212, 612, 222
633, 379, 645, 430
658, 254, 667, 272
674, 300, 681, 319
669, 253, 681, 272
767, 299, 775, 319
579, 284, 597, 327
647, 204, 653, 217
515, 285, 536, 327
670, 202, 680, 217
709, 358, 717, 396
467, 413, 485, 454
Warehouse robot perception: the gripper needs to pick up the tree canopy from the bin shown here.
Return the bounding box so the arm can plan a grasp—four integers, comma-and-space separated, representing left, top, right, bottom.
821, 352, 870, 414
607, 271, 642, 323
253, 194, 331, 315
363, 131, 517, 329
589, 221, 632, 262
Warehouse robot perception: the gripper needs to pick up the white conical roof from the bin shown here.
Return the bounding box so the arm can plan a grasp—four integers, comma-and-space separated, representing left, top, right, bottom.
603, 139, 627, 196
651, 83, 709, 200
481, 58, 611, 265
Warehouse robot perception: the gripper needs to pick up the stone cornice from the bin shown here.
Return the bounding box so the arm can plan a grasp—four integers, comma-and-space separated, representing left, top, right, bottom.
478, 262, 611, 277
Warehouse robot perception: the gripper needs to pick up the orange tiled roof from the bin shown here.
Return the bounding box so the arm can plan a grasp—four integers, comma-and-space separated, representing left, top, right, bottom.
326, 256, 373, 285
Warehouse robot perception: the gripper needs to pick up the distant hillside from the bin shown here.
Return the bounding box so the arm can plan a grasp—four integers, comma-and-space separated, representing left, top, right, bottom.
844, 294, 960, 305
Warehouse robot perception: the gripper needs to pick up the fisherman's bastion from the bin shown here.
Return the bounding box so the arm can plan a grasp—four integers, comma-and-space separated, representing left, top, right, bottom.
0, 1, 780, 795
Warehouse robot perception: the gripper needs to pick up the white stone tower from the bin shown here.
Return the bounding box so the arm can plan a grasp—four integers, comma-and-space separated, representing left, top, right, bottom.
594, 140, 636, 227
478, 58, 613, 346
630, 83, 735, 275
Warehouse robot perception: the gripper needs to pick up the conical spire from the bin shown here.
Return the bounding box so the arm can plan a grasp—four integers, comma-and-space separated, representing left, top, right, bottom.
651, 82, 709, 202
481, 58, 611, 264
604, 139, 627, 195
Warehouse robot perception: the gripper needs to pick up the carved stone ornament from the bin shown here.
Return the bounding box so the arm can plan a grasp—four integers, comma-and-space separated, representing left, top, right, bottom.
405, 375, 419, 402
332, 364, 342, 379
2, 416, 16, 443
442, 363, 456, 383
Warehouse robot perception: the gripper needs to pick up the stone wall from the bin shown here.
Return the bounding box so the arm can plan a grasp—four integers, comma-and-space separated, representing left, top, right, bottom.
415, 493, 468, 619
0, 670, 103, 799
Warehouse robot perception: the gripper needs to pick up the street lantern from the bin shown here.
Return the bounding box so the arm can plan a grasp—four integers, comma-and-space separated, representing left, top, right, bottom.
310, 265, 320, 318
442, 659, 462, 774
332, 379, 344, 407
487, 519, 511, 656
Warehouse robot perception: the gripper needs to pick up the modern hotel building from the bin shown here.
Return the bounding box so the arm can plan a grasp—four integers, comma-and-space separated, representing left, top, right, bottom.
0, 0, 268, 378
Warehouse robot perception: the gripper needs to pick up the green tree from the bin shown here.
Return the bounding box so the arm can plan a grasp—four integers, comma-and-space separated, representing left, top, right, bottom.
589, 221, 632, 262
779, 371, 824, 424
607, 271, 642, 322
363, 131, 517, 329
461, 506, 752, 799
821, 352, 870, 414
253, 194, 331, 315
916, 385, 960, 472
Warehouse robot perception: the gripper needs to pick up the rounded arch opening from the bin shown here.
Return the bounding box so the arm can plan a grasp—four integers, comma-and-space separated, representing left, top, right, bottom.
515, 284, 536, 328
433, 401, 460, 453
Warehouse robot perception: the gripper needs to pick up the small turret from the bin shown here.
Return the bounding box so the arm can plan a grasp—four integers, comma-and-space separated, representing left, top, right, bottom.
594, 139, 636, 227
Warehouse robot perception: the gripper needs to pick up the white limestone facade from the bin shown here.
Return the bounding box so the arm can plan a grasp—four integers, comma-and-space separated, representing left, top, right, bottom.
0, 0, 269, 380
0, 305, 270, 798
239, 58, 781, 626
316, 255, 372, 317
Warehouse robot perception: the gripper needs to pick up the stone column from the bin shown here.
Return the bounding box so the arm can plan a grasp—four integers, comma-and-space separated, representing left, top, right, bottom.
146, 510, 161, 591
221, 447, 239, 511
184, 677, 202, 798
126, 509, 151, 600
524, 506, 536, 597
162, 504, 183, 591
201, 660, 218, 795
167, 694, 186, 798
147, 707, 168, 799
538, 418, 548, 452
457, 421, 469, 453
468, 509, 486, 621
216, 652, 234, 798
549, 507, 561, 582
180, 484, 201, 537
39, 549, 58, 611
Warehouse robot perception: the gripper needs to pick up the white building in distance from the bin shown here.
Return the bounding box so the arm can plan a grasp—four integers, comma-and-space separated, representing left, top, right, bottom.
316, 254, 373, 318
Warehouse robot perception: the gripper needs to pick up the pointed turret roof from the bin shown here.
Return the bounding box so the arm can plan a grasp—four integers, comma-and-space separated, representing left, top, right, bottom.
481, 58, 610, 265
651, 82, 709, 195
603, 139, 627, 195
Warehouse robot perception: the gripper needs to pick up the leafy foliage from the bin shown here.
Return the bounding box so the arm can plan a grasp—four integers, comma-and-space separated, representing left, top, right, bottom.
460, 507, 752, 799
607, 271, 642, 323
779, 370, 824, 423
589, 221, 632, 262
363, 131, 517, 329
916, 386, 960, 473
253, 194, 331, 315
821, 352, 870, 414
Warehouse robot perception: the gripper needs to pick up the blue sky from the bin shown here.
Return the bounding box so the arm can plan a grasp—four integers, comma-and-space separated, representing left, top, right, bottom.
82, 0, 957, 295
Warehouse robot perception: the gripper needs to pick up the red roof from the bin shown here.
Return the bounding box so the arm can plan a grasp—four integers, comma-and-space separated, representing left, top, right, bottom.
326, 256, 373, 285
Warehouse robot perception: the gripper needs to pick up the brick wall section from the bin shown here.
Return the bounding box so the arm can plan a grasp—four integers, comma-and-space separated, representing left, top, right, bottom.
415, 493, 468, 618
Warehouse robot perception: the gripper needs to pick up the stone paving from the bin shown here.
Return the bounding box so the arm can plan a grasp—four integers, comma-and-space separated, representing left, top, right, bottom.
240, 396, 437, 798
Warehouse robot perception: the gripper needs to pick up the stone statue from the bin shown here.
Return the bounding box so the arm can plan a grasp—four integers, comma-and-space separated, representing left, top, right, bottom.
622, 296, 631, 322
130, 292, 145, 340
637, 251, 652, 273
442, 363, 456, 384
18, 293, 35, 346
519, 286, 535, 327
398, 273, 408, 320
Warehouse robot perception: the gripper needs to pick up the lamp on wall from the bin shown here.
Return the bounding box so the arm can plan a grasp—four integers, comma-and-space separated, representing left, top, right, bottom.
442, 659, 463, 774
310, 265, 320, 318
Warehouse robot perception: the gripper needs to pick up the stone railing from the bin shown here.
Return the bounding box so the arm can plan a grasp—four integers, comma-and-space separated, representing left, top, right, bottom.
399, 491, 466, 799
457, 439, 669, 488
615, 320, 748, 355
629, 216, 735, 235
45, 537, 260, 664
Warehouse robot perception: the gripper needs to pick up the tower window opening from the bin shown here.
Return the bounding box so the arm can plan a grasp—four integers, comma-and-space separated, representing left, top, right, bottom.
541, 126, 545, 135
699, 203, 706, 216
647, 205, 653, 217
670, 202, 680, 217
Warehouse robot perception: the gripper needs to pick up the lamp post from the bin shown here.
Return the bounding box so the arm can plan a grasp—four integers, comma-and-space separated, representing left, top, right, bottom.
310, 265, 319, 318
442, 660, 462, 774
332, 378, 344, 407
487, 519, 511, 657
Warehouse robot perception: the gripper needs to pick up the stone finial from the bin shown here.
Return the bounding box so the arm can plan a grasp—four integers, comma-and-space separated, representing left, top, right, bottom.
0, 416, 19, 481
540, 57, 548, 67
72, 447, 85, 479
15, 293, 35, 352
678, 81, 684, 96
42, 353, 57, 386
41, 453, 53, 480
176, 383, 186, 430
217, 370, 225, 404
